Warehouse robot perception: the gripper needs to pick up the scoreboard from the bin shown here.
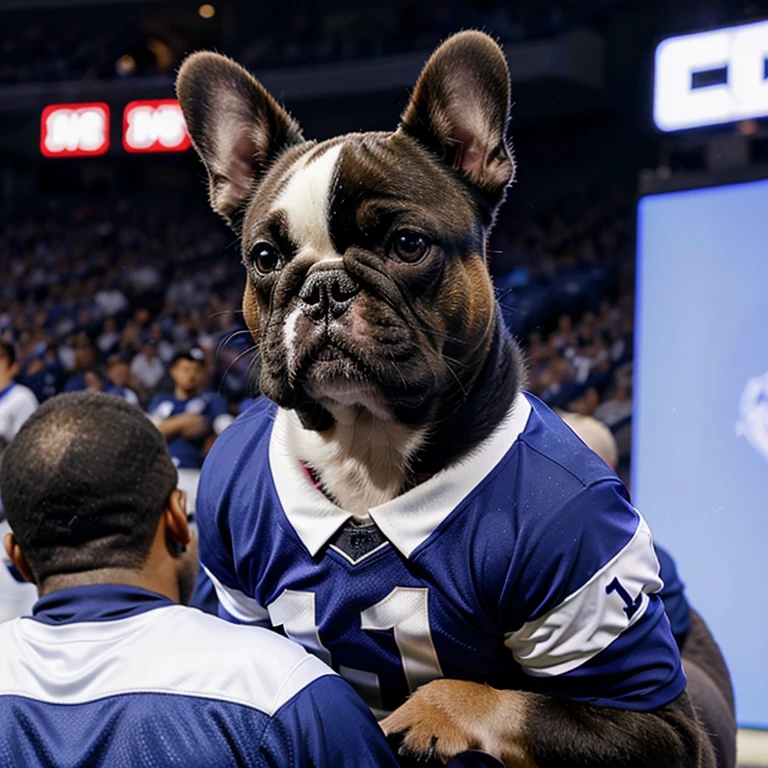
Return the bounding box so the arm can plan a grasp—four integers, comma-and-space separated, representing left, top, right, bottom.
40, 99, 190, 157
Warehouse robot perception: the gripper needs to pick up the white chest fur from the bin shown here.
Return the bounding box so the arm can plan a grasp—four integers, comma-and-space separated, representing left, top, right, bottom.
282, 405, 426, 518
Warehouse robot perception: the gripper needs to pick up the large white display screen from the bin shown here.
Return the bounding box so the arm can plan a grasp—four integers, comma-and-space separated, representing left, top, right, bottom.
635, 178, 768, 728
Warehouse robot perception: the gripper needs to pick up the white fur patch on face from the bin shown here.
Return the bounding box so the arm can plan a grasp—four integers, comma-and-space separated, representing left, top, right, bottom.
283, 304, 302, 367
271, 143, 344, 262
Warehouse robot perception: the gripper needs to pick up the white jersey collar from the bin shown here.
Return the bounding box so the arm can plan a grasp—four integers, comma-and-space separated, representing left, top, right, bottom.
269, 392, 532, 558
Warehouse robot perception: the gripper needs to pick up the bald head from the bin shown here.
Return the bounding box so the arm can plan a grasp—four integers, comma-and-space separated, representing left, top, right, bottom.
559, 411, 619, 471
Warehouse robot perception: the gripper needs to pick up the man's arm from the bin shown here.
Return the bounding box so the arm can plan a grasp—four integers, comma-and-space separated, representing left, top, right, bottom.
152, 413, 209, 441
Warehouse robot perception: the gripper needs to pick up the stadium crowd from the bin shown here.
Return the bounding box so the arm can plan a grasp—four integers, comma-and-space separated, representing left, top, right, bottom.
0, 188, 636, 474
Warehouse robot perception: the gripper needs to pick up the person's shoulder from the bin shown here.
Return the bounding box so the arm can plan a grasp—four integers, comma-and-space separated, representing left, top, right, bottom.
9, 383, 38, 407
0, 617, 21, 645
149, 606, 334, 715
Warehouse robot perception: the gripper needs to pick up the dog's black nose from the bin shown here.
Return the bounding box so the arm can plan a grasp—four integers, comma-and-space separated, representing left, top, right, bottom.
298, 268, 359, 322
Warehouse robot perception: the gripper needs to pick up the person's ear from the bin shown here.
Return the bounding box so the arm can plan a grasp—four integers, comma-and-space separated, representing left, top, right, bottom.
4, 532, 36, 584
163, 489, 191, 555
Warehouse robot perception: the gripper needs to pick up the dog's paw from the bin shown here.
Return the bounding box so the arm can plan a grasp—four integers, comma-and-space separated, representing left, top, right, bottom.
381, 680, 530, 766
383, 696, 475, 762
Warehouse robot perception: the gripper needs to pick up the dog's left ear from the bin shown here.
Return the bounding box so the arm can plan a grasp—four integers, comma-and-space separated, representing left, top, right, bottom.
399, 31, 515, 210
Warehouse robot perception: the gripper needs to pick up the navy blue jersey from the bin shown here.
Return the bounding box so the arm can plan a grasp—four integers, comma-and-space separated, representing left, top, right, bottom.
197, 393, 686, 715
0, 585, 397, 768
147, 391, 229, 468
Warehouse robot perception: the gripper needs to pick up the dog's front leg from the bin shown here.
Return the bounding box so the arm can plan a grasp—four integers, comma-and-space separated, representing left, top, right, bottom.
381, 680, 535, 767
381, 680, 717, 768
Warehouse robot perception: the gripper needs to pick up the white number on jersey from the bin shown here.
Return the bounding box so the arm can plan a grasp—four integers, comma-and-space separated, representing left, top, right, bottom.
267, 586, 442, 710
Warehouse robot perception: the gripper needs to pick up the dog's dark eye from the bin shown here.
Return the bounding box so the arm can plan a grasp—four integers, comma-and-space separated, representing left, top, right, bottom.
391, 230, 429, 263
250, 242, 280, 274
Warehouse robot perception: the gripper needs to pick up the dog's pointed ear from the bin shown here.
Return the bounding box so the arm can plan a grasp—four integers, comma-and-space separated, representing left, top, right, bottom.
399, 31, 515, 209
176, 52, 304, 232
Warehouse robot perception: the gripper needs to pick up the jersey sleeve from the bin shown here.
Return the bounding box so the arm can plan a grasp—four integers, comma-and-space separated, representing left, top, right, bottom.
260, 673, 398, 768
501, 479, 686, 711
196, 445, 270, 627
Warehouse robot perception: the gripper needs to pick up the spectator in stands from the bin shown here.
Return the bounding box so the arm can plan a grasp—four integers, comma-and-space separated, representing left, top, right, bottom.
0, 392, 396, 767
104, 354, 140, 406
0, 341, 38, 444
80, 363, 141, 408
62, 334, 97, 392
148, 322, 175, 364
131, 340, 165, 392
558, 411, 617, 468
94, 271, 129, 319
595, 367, 633, 430
83, 368, 106, 392
96, 316, 121, 357
550, 314, 575, 354
566, 385, 600, 416
18, 342, 64, 403
147, 348, 232, 512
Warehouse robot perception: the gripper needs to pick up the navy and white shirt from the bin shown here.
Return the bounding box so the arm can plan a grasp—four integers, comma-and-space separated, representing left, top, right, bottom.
103, 383, 140, 407
0, 381, 38, 444
0, 584, 397, 768
197, 392, 687, 716
147, 392, 230, 469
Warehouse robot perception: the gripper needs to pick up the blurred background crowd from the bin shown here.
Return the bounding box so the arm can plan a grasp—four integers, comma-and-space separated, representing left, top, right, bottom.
0, 186, 636, 471
0, 0, 631, 85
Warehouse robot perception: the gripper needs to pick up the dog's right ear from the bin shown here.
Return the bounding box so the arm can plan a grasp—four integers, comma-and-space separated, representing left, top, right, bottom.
176, 52, 304, 232
399, 31, 514, 213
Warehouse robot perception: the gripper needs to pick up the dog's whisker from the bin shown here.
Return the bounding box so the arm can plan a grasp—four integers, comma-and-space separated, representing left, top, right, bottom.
218, 344, 258, 395
215, 329, 253, 362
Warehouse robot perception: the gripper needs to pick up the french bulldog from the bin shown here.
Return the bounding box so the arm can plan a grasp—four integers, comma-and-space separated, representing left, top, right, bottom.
177, 32, 717, 767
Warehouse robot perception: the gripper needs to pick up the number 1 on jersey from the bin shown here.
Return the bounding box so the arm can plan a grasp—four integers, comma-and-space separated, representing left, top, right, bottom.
360, 587, 442, 692
267, 586, 442, 707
